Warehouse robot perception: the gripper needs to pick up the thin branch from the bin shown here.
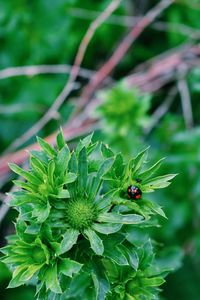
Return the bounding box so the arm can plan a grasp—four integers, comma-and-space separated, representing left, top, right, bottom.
0, 119, 99, 178
79, 0, 174, 106
0, 64, 94, 80
69, 7, 200, 39
126, 44, 200, 92
144, 86, 177, 135
5, 0, 121, 153
0, 192, 5, 200
178, 78, 194, 129
0, 203, 10, 223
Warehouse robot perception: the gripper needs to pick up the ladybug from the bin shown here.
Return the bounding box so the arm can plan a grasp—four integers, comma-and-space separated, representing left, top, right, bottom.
127, 185, 142, 200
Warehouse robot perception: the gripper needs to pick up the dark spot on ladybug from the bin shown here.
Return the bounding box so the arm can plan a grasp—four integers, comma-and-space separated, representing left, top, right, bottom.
127, 185, 142, 200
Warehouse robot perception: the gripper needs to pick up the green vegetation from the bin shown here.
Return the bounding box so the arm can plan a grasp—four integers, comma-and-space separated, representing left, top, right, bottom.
0, 0, 200, 299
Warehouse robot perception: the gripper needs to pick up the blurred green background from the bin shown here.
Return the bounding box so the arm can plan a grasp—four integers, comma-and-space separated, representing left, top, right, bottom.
0, 0, 200, 299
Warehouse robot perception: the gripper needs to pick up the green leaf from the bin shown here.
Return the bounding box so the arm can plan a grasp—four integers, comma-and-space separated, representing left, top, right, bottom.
92, 264, 110, 300
9, 163, 42, 185
18, 264, 43, 282
88, 158, 114, 200
9, 191, 40, 206
55, 189, 70, 198
78, 147, 88, 193
25, 223, 41, 234
59, 229, 79, 254
139, 240, 154, 269
118, 244, 139, 270
64, 172, 77, 184
84, 229, 104, 255
56, 128, 66, 150
101, 143, 114, 158
43, 263, 62, 293
67, 272, 91, 298
59, 258, 82, 277
132, 146, 150, 174
140, 277, 165, 287
30, 156, 46, 175
76, 133, 93, 154
104, 246, 128, 266
138, 158, 165, 181
102, 259, 119, 282
32, 202, 51, 223
98, 212, 144, 224
141, 199, 167, 218
126, 293, 135, 300
12, 180, 34, 192
92, 223, 122, 235
143, 174, 177, 191
8, 265, 28, 288
56, 146, 70, 175
121, 200, 146, 218
47, 160, 55, 186
37, 137, 56, 157
103, 154, 124, 181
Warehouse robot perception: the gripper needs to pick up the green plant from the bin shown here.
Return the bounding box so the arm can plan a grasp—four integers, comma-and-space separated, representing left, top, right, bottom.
1, 129, 176, 299
97, 81, 151, 155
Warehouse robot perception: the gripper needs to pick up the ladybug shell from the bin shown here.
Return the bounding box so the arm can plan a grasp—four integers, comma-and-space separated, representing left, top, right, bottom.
127, 185, 142, 200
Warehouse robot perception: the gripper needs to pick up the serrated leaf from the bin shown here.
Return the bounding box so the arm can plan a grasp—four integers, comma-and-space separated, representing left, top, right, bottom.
98, 212, 144, 224
30, 156, 46, 175
88, 157, 114, 200
9, 191, 40, 206
103, 154, 124, 181
59, 258, 82, 277
101, 143, 114, 158
67, 272, 91, 298
78, 147, 88, 193
59, 229, 79, 254
140, 277, 165, 287
32, 202, 51, 223
43, 264, 62, 293
25, 223, 41, 234
92, 267, 110, 300
56, 146, 70, 175
138, 158, 165, 181
18, 264, 43, 282
47, 160, 55, 186
139, 239, 154, 269
64, 172, 77, 184
9, 163, 42, 185
8, 265, 28, 288
55, 189, 70, 198
13, 180, 34, 192
118, 244, 139, 270
37, 137, 56, 158
92, 223, 122, 235
30, 150, 48, 165
122, 200, 147, 218
143, 174, 177, 191
132, 146, 150, 173
84, 229, 104, 255
76, 133, 94, 154
56, 128, 66, 150
68, 152, 78, 174
141, 199, 167, 218
104, 246, 128, 266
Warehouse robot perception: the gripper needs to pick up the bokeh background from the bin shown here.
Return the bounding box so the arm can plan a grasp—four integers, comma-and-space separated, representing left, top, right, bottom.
0, 0, 200, 299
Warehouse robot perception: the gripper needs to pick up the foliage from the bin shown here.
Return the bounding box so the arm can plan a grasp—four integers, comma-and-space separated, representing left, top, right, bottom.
97, 81, 151, 155
0, 0, 200, 299
1, 130, 176, 299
